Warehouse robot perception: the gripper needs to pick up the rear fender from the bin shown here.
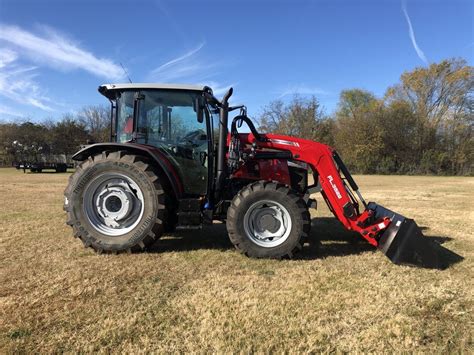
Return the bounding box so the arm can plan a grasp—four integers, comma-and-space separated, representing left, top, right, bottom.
72, 143, 183, 198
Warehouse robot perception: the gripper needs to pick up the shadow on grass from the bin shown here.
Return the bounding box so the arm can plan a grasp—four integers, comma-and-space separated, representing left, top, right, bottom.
301, 217, 374, 260
149, 217, 375, 260
149, 223, 233, 254
149, 217, 464, 268
410, 226, 463, 268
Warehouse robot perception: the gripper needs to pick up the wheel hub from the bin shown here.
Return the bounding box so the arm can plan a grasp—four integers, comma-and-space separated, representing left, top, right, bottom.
96, 186, 135, 228
259, 213, 281, 233
243, 200, 292, 248
83, 173, 144, 236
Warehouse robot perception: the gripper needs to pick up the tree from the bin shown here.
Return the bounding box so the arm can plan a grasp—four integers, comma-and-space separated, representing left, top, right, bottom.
379, 100, 420, 173
3, 122, 52, 162
334, 89, 386, 173
51, 115, 89, 157
77, 105, 111, 143
386, 58, 473, 123
385, 58, 473, 174
258, 95, 334, 145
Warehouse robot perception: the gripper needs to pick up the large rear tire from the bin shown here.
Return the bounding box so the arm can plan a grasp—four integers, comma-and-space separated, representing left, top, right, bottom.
226, 181, 311, 259
64, 151, 165, 253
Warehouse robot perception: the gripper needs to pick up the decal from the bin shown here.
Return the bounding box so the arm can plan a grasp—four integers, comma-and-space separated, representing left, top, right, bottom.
328, 175, 342, 199
270, 139, 300, 147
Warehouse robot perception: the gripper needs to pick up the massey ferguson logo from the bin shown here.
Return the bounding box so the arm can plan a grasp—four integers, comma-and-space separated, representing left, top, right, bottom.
328, 175, 342, 199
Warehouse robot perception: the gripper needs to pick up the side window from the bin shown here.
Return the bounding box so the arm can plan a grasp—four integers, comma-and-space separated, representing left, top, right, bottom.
138, 91, 207, 145
170, 106, 207, 144
145, 106, 162, 138
116, 91, 135, 142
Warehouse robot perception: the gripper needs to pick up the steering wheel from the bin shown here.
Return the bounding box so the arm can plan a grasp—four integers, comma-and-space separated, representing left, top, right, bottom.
178, 129, 207, 146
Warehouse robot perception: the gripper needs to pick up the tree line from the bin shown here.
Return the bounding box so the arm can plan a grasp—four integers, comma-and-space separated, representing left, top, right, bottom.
0, 58, 472, 175
0, 106, 110, 166
259, 58, 473, 175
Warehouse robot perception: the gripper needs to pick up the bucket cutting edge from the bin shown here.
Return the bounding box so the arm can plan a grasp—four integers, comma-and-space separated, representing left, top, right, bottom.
368, 203, 458, 269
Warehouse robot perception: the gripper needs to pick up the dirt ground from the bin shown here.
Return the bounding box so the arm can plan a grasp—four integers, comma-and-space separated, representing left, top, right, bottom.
0, 169, 472, 352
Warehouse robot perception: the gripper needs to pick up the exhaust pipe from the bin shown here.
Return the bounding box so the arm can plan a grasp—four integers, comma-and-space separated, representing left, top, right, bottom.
215, 87, 233, 199
369, 203, 463, 269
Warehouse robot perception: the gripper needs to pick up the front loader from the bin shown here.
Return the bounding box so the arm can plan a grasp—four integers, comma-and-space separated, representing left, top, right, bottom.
64, 83, 455, 268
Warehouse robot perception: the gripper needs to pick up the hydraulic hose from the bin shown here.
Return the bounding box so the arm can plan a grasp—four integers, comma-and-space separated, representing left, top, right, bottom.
231, 115, 266, 142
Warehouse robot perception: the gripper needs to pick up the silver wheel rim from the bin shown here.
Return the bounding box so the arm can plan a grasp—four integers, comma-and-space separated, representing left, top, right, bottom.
83, 173, 145, 236
243, 200, 292, 247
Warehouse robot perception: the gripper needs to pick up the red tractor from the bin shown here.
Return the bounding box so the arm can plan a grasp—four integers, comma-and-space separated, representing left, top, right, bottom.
64, 83, 448, 268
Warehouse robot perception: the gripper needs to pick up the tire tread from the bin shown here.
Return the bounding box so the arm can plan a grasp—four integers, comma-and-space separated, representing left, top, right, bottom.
226, 181, 311, 259
64, 151, 166, 254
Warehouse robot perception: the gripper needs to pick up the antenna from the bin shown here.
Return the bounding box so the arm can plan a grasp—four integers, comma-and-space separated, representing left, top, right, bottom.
120, 62, 132, 83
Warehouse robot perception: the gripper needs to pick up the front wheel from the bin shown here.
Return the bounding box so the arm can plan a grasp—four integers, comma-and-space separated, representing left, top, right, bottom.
64, 151, 165, 253
226, 181, 311, 259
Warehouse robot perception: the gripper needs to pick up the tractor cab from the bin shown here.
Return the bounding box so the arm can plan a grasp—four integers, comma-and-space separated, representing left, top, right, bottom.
98, 83, 220, 197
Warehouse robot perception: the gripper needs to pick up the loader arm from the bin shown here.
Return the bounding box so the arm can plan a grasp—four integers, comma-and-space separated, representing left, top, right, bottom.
235, 132, 459, 269
241, 133, 388, 247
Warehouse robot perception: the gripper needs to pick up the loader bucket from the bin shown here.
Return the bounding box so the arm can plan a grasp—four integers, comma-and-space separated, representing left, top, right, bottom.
368, 203, 462, 269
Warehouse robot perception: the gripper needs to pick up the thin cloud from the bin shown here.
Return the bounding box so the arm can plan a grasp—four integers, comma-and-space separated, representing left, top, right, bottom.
0, 24, 126, 113
155, 0, 189, 44
0, 47, 55, 111
277, 84, 329, 99
402, 0, 428, 65
0, 103, 23, 118
0, 24, 124, 79
0, 48, 17, 68
148, 41, 234, 100
204, 81, 236, 97
148, 41, 227, 84
150, 41, 206, 81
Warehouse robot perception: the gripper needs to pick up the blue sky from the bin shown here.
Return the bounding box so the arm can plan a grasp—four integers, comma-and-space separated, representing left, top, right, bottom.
0, 0, 472, 121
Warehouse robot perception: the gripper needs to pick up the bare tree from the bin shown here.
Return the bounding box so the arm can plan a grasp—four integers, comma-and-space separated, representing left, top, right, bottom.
258, 95, 334, 145
77, 105, 111, 143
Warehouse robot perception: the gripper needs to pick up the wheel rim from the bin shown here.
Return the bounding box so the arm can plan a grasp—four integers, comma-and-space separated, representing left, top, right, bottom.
83, 173, 145, 236
243, 200, 292, 247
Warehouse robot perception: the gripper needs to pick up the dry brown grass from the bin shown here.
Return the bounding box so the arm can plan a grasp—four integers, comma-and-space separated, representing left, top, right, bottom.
0, 169, 472, 352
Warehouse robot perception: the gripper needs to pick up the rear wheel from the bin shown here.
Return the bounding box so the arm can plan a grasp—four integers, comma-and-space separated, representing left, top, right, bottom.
64, 151, 165, 253
226, 181, 311, 258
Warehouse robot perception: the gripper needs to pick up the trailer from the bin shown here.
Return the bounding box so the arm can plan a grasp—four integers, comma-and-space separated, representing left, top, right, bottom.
15, 161, 71, 173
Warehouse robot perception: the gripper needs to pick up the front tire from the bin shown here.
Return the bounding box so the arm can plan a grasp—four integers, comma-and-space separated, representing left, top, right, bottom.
64, 151, 165, 253
226, 181, 311, 259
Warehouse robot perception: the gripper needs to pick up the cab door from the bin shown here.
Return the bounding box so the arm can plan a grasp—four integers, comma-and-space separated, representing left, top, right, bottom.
136, 90, 209, 196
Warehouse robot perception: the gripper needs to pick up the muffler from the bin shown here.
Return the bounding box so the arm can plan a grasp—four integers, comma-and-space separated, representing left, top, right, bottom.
368, 203, 462, 269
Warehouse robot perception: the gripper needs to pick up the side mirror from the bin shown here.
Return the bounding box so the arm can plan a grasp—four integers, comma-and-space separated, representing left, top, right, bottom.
195, 96, 205, 123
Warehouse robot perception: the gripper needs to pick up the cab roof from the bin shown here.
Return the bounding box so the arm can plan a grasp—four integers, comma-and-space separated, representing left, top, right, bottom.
98, 83, 212, 99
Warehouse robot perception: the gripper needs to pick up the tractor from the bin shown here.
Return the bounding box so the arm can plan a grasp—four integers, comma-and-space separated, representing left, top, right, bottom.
64, 83, 448, 268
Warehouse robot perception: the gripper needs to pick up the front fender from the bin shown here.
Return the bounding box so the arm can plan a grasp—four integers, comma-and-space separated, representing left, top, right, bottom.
72, 143, 183, 198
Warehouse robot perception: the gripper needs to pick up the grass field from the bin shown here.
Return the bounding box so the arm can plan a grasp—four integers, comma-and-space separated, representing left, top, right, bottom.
0, 168, 472, 352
